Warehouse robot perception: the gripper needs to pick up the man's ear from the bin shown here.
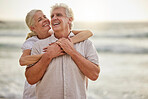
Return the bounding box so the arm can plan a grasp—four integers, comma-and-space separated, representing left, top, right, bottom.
68, 17, 73, 24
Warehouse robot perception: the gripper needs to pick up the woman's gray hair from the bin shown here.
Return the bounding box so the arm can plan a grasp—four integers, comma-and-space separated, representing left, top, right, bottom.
25, 9, 42, 30
50, 3, 74, 29
25, 9, 42, 39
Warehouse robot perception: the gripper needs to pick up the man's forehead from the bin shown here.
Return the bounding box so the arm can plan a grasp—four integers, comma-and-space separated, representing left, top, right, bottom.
51, 7, 65, 14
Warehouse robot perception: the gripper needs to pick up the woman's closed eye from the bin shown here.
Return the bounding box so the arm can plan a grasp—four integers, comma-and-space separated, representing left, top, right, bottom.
43, 15, 47, 19
38, 17, 42, 22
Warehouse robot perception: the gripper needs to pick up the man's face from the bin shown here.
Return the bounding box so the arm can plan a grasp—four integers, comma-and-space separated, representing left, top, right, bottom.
50, 7, 70, 32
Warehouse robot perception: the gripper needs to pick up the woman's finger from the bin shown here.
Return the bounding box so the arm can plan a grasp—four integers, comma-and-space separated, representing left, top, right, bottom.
56, 42, 61, 46
68, 37, 73, 43
43, 47, 47, 50
43, 49, 47, 52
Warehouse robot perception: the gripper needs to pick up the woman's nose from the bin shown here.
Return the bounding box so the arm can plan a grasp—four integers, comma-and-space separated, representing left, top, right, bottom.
47, 20, 50, 24
44, 18, 48, 21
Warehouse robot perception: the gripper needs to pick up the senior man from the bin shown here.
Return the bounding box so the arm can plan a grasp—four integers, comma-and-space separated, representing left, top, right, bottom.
25, 3, 100, 99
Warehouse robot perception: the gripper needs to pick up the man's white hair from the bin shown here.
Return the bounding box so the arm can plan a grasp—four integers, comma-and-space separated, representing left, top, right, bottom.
50, 3, 74, 29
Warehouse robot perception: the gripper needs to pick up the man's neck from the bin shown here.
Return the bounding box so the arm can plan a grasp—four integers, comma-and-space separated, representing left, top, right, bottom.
54, 29, 71, 39
37, 31, 51, 39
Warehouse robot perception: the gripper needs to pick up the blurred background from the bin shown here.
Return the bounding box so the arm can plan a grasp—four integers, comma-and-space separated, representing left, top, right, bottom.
0, 0, 148, 99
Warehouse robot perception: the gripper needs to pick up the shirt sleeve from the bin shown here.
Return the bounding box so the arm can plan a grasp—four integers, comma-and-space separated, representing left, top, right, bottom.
31, 42, 41, 55
84, 40, 99, 66
21, 38, 35, 52
27, 42, 41, 67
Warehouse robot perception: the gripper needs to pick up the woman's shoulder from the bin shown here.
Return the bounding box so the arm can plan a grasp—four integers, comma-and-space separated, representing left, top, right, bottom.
21, 36, 39, 51
26, 36, 39, 42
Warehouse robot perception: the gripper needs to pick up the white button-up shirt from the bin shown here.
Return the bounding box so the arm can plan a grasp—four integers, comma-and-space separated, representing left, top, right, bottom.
31, 32, 99, 99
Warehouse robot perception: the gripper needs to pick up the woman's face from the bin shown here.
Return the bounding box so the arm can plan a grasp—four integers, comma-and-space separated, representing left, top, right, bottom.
32, 11, 51, 38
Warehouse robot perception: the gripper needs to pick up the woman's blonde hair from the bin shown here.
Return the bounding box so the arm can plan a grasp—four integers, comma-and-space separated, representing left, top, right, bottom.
25, 9, 42, 40
50, 3, 74, 29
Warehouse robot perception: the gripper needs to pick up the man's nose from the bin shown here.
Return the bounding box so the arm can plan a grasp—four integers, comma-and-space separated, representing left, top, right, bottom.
51, 15, 57, 20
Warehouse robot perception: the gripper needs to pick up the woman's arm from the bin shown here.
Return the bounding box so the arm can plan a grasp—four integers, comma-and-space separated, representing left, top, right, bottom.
19, 30, 92, 66
20, 31, 53, 66
71, 30, 93, 43
19, 49, 43, 66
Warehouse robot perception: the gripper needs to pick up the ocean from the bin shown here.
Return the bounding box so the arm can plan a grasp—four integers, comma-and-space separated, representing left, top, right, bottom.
0, 21, 148, 99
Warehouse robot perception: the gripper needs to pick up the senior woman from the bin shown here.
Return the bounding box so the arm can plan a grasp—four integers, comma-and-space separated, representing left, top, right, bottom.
19, 9, 92, 99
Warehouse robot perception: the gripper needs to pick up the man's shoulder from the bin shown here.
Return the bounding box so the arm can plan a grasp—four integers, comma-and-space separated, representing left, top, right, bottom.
74, 39, 94, 50
84, 39, 92, 43
77, 39, 92, 45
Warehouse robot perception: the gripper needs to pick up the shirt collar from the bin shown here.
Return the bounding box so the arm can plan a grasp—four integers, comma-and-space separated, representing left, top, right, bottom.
52, 31, 74, 41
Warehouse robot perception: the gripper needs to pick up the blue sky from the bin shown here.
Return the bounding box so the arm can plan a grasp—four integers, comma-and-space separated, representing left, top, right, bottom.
0, 0, 148, 22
